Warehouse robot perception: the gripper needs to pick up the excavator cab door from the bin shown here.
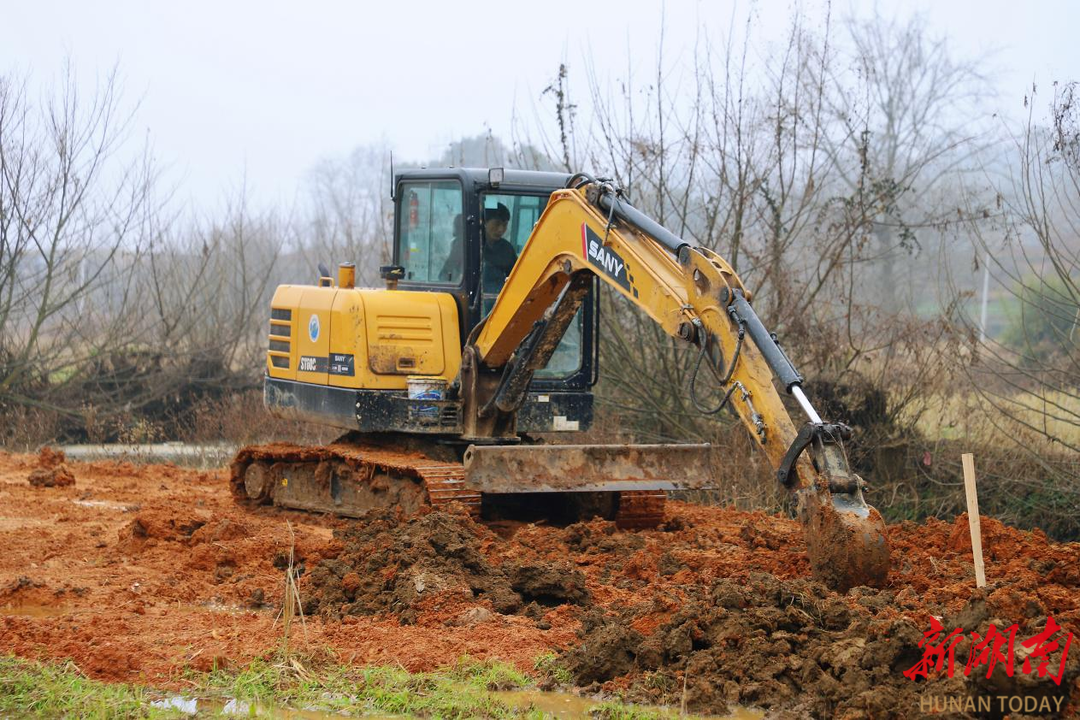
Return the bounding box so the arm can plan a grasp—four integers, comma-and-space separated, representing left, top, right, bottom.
392, 169, 597, 392
392, 168, 598, 433
479, 191, 586, 380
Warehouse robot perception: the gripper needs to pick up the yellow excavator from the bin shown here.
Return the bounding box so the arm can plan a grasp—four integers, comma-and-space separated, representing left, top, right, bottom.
231, 168, 890, 591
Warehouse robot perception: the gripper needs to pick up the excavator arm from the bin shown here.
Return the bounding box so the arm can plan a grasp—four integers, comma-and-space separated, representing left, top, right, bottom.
459, 176, 890, 591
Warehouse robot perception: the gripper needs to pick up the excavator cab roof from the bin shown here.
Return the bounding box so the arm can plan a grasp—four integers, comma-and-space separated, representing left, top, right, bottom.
394, 167, 572, 194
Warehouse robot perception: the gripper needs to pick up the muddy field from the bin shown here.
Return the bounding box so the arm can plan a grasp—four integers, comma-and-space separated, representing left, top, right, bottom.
0, 449, 1078, 718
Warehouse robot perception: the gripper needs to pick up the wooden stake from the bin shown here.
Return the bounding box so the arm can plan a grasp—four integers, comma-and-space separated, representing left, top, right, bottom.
961, 453, 987, 588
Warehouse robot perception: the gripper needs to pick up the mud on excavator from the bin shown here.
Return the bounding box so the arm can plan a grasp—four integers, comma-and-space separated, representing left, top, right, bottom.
231, 168, 891, 591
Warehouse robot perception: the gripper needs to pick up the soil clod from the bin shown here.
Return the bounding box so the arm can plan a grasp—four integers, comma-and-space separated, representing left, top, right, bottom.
27, 447, 75, 488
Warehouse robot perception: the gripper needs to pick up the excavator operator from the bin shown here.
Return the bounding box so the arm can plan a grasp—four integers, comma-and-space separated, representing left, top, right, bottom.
480, 202, 517, 294
439, 203, 517, 298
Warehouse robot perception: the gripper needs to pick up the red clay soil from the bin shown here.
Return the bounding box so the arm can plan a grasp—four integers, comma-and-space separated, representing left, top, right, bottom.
0, 449, 1077, 719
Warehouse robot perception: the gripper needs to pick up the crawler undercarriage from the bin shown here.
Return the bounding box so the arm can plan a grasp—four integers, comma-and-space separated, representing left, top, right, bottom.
230, 434, 670, 529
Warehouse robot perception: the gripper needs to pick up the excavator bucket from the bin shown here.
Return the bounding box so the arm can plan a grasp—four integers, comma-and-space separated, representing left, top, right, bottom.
783, 431, 891, 591
800, 488, 891, 592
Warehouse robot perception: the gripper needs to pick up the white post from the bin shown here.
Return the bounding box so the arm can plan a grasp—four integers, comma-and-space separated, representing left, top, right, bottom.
961, 453, 987, 588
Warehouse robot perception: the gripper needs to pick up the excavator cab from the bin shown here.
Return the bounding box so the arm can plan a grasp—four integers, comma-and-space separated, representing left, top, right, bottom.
390, 168, 595, 433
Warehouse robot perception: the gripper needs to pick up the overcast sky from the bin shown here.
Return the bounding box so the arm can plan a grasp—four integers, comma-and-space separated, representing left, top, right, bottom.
5, 0, 1077, 212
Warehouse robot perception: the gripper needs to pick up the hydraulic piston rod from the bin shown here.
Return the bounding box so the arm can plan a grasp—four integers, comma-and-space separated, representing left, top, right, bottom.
791, 385, 823, 424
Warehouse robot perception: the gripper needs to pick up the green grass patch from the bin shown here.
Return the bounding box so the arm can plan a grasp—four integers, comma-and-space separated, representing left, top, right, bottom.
532, 652, 573, 686
0, 656, 183, 719
0, 654, 713, 718
191, 655, 536, 717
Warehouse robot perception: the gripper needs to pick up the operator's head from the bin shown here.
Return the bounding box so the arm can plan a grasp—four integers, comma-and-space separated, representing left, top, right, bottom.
483, 203, 510, 242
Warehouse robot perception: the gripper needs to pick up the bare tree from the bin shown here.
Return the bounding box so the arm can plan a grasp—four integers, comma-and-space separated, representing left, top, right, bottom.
958, 83, 1079, 480
306, 145, 392, 286
821, 11, 993, 314
0, 62, 304, 444
505, 9, 1013, 534
0, 62, 155, 421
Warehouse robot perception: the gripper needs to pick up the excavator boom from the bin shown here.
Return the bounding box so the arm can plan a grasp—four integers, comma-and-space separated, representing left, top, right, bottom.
460, 176, 890, 591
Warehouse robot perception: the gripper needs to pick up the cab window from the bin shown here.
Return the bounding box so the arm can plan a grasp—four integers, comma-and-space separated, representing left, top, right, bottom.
481, 191, 583, 379
397, 180, 464, 284
479, 192, 546, 298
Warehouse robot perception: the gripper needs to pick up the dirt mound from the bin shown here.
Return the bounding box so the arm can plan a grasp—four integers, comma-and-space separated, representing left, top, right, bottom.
116, 507, 214, 553
566, 575, 917, 716
303, 508, 588, 623
35, 446, 66, 468
563, 518, 646, 553
564, 608, 645, 685
567, 573, 1079, 717
27, 447, 75, 487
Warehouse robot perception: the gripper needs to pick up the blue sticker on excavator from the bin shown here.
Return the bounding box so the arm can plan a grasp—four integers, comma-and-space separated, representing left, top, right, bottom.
581, 223, 631, 291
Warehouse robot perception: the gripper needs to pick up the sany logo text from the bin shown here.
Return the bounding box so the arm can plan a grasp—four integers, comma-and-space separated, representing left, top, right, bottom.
588, 238, 624, 277
581, 224, 631, 291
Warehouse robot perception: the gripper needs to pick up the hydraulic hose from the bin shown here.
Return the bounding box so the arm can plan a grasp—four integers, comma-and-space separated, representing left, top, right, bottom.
688, 319, 745, 415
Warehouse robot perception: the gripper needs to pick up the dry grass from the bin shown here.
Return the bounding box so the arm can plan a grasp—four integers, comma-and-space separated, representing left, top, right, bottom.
274, 521, 308, 652
179, 390, 340, 447
909, 387, 1080, 449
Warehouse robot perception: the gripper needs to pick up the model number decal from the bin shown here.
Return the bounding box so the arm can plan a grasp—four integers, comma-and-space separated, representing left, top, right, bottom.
581, 224, 631, 291
298, 355, 352, 374
299, 355, 328, 373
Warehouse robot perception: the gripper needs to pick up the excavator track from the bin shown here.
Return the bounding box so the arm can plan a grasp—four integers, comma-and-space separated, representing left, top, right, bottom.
230, 438, 667, 527
408, 460, 481, 514
230, 440, 480, 518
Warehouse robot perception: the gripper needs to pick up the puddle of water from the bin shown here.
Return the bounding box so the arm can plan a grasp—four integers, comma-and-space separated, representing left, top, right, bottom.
0, 604, 68, 618
71, 499, 138, 512
711, 707, 764, 720
152, 697, 199, 714
150, 696, 365, 719
152, 692, 760, 719
494, 689, 763, 719
495, 689, 599, 717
